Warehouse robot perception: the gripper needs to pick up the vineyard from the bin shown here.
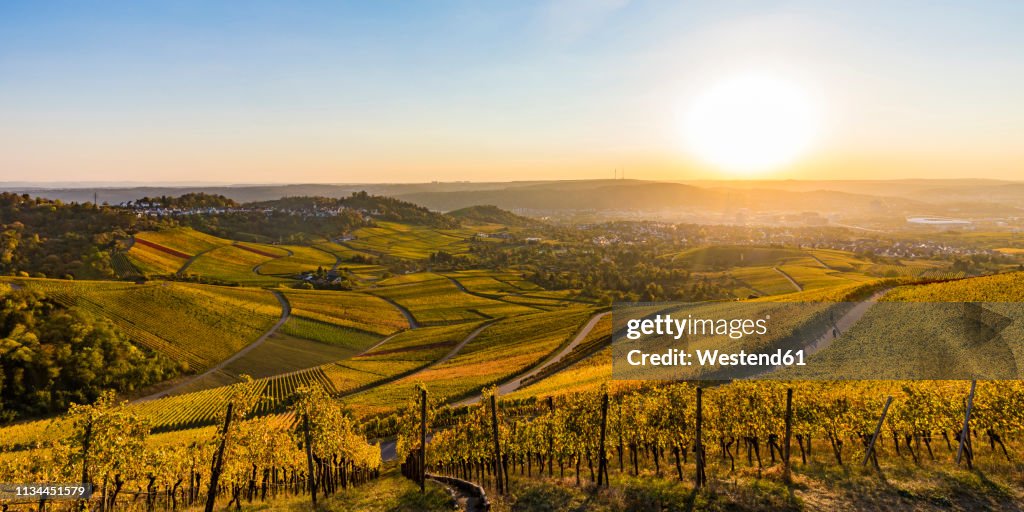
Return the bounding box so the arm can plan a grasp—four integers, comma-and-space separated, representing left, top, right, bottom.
125, 228, 232, 276
0, 278, 282, 371
345, 222, 474, 260
368, 276, 539, 325
185, 244, 290, 286
0, 386, 381, 511
404, 379, 1024, 510
281, 288, 409, 336
255, 245, 337, 276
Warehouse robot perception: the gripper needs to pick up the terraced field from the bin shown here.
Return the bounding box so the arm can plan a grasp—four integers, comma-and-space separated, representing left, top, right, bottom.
368, 275, 538, 325
256, 245, 337, 276
187, 244, 291, 285
443, 270, 544, 295
805, 248, 867, 271
346, 222, 474, 259
3, 278, 281, 371
728, 266, 800, 295
279, 317, 384, 350
281, 288, 409, 335
343, 309, 594, 415
777, 260, 877, 289
126, 228, 232, 275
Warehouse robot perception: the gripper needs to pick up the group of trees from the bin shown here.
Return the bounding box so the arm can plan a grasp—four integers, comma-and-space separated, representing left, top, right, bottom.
0, 289, 177, 423
467, 240, 734, 303
129, 193, 239, 209
0, 193, 161, 279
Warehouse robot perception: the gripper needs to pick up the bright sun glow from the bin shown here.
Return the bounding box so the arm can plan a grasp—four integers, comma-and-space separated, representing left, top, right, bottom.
683, 73, 821, 175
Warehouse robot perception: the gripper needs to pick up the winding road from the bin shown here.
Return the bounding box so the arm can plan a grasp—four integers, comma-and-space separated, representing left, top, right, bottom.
132, 290, 292, 403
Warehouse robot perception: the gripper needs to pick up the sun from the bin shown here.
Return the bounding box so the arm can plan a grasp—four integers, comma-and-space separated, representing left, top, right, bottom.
682, 72, 821, 175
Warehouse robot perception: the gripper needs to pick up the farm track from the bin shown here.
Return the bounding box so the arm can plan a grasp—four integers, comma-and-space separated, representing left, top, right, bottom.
800, 289, 888, 357
177, 246, 216, 274
337, 321, 495, 401
373, 295, 421, 329
132, 290, 292, 403
378, 312, 607, 461
806, 252, 834, 270
453, 311, 609, 407
311, 245, 343, 272
442, 275, 545, 311
252, 246, 294, 276
773, 266, 803, 292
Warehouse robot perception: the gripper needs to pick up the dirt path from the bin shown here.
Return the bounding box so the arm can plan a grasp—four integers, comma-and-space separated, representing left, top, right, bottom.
252, 246, 294, 276
454, 310, 609, 407
442, 274, 545, 310
311, 245, 343, 272
177, 246, 216, 274
801, 290, 888, 357
132, 290, 292, 402
805, 252, 834, 270
773, 266, 803, 292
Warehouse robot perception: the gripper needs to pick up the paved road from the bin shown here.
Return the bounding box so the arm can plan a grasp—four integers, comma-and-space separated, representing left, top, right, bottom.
374, 295, 420, 329
132, 290, 292, 403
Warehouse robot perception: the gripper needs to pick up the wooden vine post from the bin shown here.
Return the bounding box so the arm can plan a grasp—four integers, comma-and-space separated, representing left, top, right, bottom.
861, 396, 893, 469
420, 387, 427, 493
956, 380, 977, 468
783, 388, 793, 483
205, 402, 234, 512
547, 396, 555, 477
695, 387, 706, 488
597, 392, 609, 487
490, 393, 504, 495
303, 414, 317, 507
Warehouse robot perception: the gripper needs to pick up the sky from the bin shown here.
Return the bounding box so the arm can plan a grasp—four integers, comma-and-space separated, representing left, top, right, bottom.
1, 0, 1022, 184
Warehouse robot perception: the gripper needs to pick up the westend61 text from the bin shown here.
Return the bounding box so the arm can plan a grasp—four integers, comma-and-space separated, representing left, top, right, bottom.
626, 348, 807, 367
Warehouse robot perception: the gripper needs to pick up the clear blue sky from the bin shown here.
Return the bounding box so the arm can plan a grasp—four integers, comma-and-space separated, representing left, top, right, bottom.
1, 1, 1022, 183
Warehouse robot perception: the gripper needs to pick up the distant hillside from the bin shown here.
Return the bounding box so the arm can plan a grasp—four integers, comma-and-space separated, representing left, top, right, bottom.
395, 180, 929, 215
7, 178, 1023, 219
252, 192, 459, 229
446, 205, 540, 227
